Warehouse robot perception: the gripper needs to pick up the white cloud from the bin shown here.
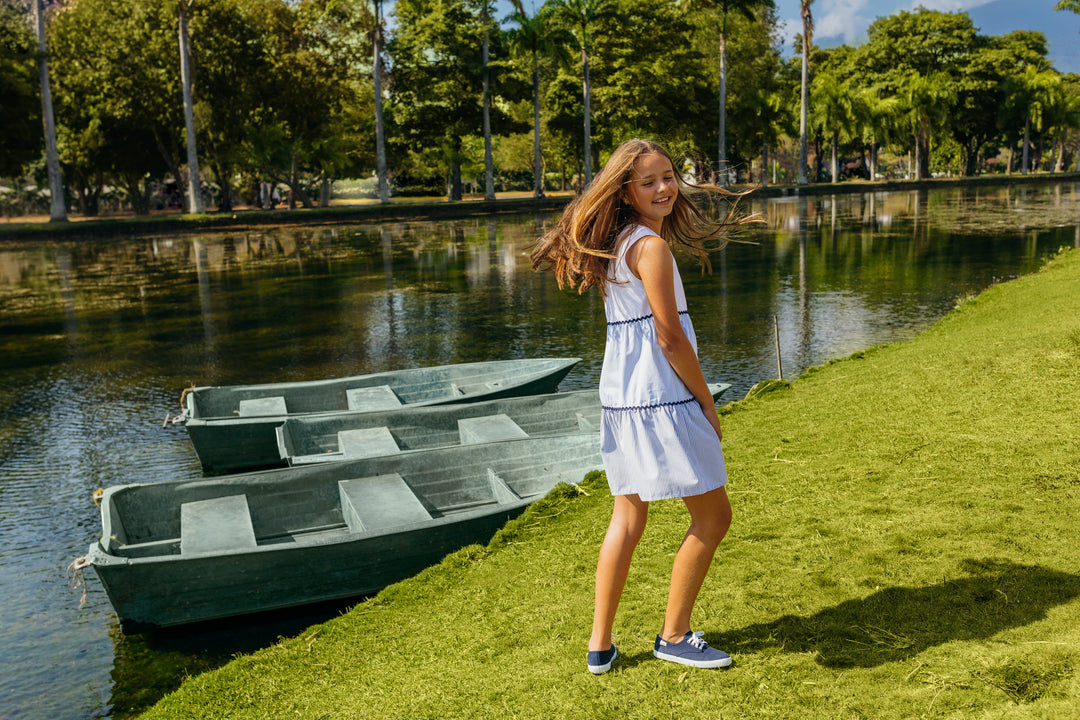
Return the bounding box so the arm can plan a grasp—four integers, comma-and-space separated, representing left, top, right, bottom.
903, 0, 995, 11
815, 0, 875, 44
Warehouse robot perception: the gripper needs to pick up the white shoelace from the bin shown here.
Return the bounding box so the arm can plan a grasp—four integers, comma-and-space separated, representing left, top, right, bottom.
686, 631, 708, 650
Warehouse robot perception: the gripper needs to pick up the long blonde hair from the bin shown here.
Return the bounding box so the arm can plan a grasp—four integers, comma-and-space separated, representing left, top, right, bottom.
531, 138, 757, 294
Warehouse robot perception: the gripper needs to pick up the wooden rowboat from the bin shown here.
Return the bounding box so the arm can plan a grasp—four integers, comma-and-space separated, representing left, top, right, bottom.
181, 358, 581, 473
275, 384, 732, 466
87, 433, 601, 628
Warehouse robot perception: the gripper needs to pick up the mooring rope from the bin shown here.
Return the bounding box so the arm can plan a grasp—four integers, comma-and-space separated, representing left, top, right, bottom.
67, 556, 91, 607
178, 383, 195, 410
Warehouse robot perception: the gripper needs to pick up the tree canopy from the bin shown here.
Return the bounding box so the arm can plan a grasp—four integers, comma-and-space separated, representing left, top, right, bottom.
0, 0, 1078, 216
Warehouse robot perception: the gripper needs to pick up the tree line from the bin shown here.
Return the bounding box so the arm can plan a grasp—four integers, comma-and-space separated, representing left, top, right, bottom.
1, 0, 1079, 219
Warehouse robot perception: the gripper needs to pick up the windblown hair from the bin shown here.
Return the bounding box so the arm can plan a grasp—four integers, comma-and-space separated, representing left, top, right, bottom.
531, 138, 759, 295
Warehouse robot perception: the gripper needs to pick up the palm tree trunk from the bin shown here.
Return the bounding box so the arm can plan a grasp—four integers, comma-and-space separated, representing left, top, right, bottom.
761, 142, 768, 188
532, 63, 543, 198
582, 44, 593, 187
481, 1, 495, 201
32, 0, 66, 222
373, 0, 389, 203
1022, 118, 1030, 175
718, 31, 727, 185
830, 128, 838, 182
798, 26, 810, 184
914, 134, 921, 180
179, 1, 204, 214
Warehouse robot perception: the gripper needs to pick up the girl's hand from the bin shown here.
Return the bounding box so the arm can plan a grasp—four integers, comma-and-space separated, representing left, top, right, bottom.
702, 402, 723, 442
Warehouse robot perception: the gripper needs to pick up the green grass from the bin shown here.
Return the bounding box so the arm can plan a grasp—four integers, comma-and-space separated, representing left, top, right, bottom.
142, 248, 1080, 720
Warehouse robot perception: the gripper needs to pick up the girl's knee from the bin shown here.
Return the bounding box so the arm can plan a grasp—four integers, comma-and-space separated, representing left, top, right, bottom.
685, 491, 732, 546
610, 512, 648, 542
693, 512, 730, 547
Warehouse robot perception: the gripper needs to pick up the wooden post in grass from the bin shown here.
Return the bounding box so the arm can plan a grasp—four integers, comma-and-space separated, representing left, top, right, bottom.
774, 314, 783, 380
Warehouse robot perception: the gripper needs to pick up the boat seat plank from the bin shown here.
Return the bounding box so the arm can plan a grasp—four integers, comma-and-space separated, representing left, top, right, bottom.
238, 396, 288, 417
346, 385, 402, 411
458, 414, 529, 444
338, 427, 400, 459
339, 474, 432, 533
180, 495, 257, 556
576, 412, 597, 432
488, 468, 520, 503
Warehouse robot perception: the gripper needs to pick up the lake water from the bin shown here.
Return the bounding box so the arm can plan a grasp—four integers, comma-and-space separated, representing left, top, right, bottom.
2, 182, 1078, 719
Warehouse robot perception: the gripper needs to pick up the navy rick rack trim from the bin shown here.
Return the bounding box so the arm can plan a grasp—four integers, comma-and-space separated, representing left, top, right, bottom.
602, 396, 697, 413
607, 310, 689, 327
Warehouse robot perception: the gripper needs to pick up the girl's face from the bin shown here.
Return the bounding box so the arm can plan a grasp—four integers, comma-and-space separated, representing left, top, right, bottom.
624, 152, 678, 233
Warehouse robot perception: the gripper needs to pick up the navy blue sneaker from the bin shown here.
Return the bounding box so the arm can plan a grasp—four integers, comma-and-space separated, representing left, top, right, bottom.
653, 631, 731, 668
586, 644, 617, 674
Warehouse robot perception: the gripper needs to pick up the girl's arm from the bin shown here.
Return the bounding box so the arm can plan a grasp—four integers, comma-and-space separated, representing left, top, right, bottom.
626, 234, 723, 442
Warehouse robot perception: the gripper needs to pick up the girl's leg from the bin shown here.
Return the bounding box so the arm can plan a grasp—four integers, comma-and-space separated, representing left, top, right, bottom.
659, 485, 732, 643
589, 493, 649, 652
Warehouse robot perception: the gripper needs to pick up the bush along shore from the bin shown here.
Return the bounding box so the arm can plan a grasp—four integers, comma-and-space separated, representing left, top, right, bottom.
142, 248, 1080, 720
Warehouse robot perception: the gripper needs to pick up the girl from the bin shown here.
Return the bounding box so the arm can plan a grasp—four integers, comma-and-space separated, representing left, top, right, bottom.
531, 138, 755, 673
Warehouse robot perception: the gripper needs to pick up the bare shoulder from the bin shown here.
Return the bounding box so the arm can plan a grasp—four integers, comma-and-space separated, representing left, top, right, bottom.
625, 232, 671, 279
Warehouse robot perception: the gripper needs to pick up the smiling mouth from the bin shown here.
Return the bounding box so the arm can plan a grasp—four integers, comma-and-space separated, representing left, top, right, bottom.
653, 197, 671, 205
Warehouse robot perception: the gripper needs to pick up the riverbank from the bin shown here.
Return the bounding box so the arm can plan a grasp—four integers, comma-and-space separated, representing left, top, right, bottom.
139, 248, 1080, 719
4, 172, 1080, 242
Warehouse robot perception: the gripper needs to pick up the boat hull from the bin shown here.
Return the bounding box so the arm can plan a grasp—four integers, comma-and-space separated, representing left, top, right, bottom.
89, 433, 602, 628
88, 503, 526, 629
184, 358, 580, 473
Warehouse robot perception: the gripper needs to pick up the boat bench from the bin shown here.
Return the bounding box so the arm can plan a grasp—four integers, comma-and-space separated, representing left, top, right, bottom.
576, 412, 597, 431
458, 414, 529, 444
238, 396, 288, 417
346, 385, 402, 411
339, 473, 432, 533
338, 427, 401, 459
180, 494, 257, 555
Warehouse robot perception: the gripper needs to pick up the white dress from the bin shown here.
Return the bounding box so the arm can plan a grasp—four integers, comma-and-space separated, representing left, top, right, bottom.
599, 224, 728, 501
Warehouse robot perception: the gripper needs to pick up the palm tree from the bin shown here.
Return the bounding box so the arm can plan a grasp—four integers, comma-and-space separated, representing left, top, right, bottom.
506, 4, 570, 198
1045, 80, 1080, 172
1023, 67, 1058, 174
899, 71, 953, 179
810, 67, 851, 183
797, 0, 813, 185
178, 0, 204, 213
550, 0, 611, 187
1004, 66, 1058, 175
30, 0, 66, 221
373, 0, 389, 203
856, 85, 900, 182
685, 0, 774, 184
481, 0, 495, 201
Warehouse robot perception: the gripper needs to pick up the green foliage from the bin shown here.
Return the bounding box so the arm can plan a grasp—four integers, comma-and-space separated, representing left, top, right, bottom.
387, 0, 525, 199
48, 0, 182, 214
0, 0, 41, 177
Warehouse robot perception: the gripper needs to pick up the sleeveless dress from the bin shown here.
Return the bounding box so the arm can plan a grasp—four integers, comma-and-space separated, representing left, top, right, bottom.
599, 224, 728, 501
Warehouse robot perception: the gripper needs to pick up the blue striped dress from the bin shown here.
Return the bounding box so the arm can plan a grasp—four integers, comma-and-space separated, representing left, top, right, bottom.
599, 224, 727, 501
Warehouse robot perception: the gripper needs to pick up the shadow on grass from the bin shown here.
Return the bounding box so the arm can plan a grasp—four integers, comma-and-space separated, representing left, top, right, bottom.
714, 559, 1080, 668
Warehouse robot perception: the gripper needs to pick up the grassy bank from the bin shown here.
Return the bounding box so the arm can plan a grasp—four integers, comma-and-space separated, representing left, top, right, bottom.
5, 172, 1080, 243
142, 249, 1080, 719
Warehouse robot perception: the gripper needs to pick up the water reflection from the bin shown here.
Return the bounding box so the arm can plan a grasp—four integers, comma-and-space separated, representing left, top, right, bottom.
0, 182, 1078, 720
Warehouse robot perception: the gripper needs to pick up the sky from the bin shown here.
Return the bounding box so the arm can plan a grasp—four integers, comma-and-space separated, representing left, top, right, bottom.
774, 0, 1080, 73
